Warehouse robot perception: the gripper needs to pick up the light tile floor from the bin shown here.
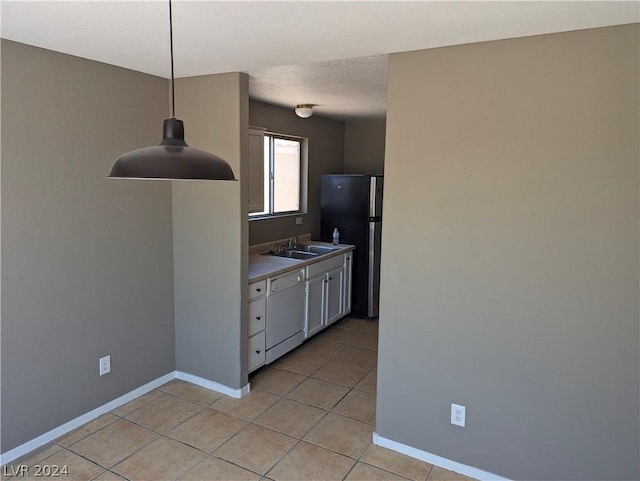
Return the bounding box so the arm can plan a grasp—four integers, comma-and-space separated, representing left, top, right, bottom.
3, 317, 477, 481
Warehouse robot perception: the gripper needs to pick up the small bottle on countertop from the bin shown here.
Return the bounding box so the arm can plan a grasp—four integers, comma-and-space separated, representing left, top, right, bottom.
332, 228, 340, 246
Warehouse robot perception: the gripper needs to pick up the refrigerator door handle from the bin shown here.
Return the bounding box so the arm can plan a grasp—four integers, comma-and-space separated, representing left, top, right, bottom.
368, 222, 375, 317
368, 220, 382, 318
369, 177, 378, 217
369, 175, 383, 218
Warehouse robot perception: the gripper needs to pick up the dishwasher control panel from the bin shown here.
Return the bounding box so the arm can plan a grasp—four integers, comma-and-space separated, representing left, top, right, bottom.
268, 269, 305, 294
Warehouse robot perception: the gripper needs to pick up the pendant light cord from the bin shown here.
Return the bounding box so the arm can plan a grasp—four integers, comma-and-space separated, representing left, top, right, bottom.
169, 0, 176, 119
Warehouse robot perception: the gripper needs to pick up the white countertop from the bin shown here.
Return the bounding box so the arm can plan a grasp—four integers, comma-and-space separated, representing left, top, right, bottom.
249, 242, 355, 283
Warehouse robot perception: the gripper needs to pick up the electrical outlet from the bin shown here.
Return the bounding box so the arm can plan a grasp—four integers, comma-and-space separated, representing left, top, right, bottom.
99, 355, 111, 376
451, 403, 465, 427
295, 217, 303, 225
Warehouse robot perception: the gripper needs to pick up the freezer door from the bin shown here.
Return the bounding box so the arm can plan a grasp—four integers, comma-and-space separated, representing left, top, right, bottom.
321, 175, 371, 242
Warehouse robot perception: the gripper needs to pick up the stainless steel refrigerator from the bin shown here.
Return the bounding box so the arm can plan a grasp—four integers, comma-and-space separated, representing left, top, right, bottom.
321, 174, 383, 319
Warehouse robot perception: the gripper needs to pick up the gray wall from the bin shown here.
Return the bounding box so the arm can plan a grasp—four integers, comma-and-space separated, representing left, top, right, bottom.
173, 73, 249, 389
1, 41, 175, 452
377, 24, 639, 480
248, 101, 344, 245
344, 119, 386, 174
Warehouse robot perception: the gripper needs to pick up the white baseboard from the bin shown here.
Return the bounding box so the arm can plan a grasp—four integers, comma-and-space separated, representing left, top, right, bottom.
1, 370, 251, 466
0, 372, 174, 466
372, 433, 511, 481
175, 371, 250, 398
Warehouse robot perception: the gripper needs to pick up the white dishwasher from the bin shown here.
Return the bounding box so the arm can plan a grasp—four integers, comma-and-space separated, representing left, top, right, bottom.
265, 268, 306, 364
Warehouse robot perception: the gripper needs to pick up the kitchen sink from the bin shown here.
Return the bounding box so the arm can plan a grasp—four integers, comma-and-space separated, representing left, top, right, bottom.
296, 245, 339, 255
264, 250, 318, 260
262, 243, 339, 260
262, 244, 339, 260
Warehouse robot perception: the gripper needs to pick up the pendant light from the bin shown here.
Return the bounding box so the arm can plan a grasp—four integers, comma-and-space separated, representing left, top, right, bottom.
108, 1, 236, 181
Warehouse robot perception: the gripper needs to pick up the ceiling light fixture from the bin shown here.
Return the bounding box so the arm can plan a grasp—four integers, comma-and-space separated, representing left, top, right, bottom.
108, 1, 236, 181
295, 104, 314, 119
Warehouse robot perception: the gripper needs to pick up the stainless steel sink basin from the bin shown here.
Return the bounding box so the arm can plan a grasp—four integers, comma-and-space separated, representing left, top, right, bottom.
261, 243, 339, 260
264, 250, 318, 260
297, 245, 339, 254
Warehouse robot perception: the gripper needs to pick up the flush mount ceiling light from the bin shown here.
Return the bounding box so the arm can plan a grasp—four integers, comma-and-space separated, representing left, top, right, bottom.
108, 1, 236, 181
295, 104, 314, 119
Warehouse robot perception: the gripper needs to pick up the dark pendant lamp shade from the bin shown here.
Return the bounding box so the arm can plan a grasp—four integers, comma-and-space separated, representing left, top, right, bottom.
108, 119, 236, 180
108, 1, 236, 181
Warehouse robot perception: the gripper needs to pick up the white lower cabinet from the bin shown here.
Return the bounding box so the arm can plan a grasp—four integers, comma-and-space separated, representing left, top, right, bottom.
305, 275, 326, 338
248, 280, 267, 373
250, 250, 354, 370
248, 331, 265, 372
326, 267, 344, 325
343, 252, 352, 315
304, 253, 349, 338
249, 297, 266, 334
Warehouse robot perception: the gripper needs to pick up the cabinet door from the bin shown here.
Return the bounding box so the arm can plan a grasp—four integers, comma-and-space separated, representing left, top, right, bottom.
343, 253, 352, 315
248, 298, 266, 336
249, 279, 266, 300
305, 276, 326, 338
248, 332, 266, 372
326, 267, 344, 325
248, 128, 265, 214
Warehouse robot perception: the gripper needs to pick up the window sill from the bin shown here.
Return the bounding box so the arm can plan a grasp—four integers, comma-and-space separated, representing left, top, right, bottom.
249, 212, 306, 222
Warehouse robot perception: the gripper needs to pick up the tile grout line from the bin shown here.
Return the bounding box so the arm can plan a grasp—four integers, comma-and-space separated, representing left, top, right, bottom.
60, 392, 213, 478
9, 318, 381, 481
250, 325, 378, 479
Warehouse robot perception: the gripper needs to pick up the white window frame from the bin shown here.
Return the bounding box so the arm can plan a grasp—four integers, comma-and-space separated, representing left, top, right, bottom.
249, 132, 307, 219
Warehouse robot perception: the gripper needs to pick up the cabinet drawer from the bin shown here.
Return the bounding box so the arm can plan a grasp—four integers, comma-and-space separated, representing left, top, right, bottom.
249, 280, 266, 300
307, 254, 344, 278
249, 298, 266, 336
248, 331, 265, 372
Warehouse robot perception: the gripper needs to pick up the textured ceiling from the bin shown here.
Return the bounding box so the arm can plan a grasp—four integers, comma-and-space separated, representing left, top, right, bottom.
248, 55, 389, 120
1, 1, 638, 120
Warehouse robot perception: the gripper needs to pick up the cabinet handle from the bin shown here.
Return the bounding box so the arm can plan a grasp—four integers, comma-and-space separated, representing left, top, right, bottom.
256, 288, 261, 292
255, 349, 261, 354
324, 280, 328, 284
329, 277, 333, 280
256, 316, 261, 320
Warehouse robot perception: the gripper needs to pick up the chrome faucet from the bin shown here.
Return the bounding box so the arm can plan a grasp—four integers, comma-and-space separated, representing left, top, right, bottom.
276, 237, 298, 252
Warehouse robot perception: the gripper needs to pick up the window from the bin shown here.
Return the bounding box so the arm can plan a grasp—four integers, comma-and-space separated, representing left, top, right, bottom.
250, 133, 306, 217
